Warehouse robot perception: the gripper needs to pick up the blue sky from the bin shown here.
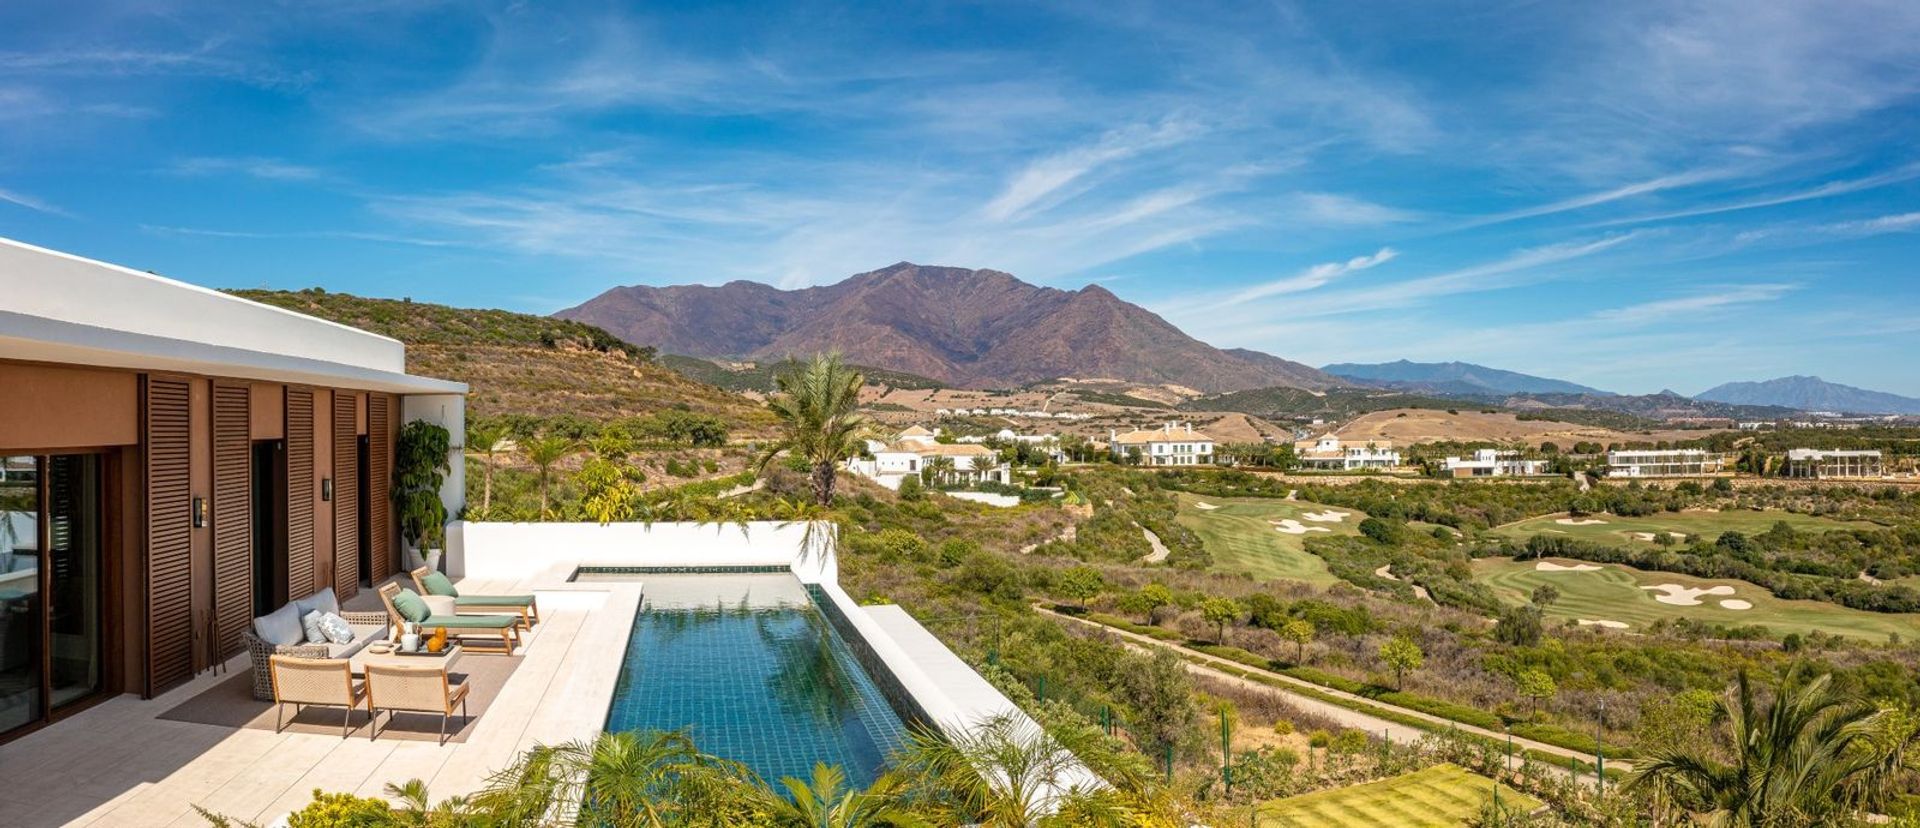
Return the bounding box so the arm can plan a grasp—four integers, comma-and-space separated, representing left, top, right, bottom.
2, 1, 1917, 395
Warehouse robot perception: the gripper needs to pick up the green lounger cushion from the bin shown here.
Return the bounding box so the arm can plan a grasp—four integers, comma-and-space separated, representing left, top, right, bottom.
421, 614, 519, 630
454, 594, 536, 608
418, 571, 459, 597
391, 589, 432, 623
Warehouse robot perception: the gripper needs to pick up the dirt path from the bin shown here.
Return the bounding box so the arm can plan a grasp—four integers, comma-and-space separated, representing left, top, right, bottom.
1140, 526, 1170, 563
1039, 607, 1625, 778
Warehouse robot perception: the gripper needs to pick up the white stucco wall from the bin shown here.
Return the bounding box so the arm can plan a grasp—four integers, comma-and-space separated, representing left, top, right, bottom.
402, 394, 466, 520
447, 520, 836, 583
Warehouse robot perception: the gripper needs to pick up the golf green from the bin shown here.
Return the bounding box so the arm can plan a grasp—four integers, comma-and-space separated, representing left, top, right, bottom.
1475, 557, 1920, 641
1175, 492, 1356, 585
1492, 509, 1880, 548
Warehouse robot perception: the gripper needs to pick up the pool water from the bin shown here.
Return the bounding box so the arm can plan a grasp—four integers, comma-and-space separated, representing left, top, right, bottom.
598, 573, 910, 787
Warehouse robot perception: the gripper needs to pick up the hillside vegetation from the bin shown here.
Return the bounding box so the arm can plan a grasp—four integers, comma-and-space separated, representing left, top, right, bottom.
661, 353, 944, 393
232, 288, 774, 432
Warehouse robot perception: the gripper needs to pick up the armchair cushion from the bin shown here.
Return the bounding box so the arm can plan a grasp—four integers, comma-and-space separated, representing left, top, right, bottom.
296, 587, 340, 619
300, 610, 328, 644
254, 602, 307, 647
317, 612, 355, 645
418, 571, 458, 597
392, 589, 431, 624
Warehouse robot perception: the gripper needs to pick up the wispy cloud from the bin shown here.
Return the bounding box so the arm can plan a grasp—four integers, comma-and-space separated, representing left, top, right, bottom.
1461, 167, 1736, 228
0, 185, 69, 216
1826, 211, 1920, 234
1292, 193, 1416, 226
1599, 163, 1920, 227
1224, 248, 1398, 305
1589, 283, 1797, 324
1286, 234, 1641, 318
141, 224, 459, 248
981, 119, 1204, 222
171, 156, 324, 181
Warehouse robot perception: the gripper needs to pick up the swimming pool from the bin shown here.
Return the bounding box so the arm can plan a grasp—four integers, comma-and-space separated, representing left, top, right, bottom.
593, 572, 911, 787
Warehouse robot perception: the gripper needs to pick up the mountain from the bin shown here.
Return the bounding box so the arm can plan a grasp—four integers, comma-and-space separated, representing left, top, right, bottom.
555, 262, 1340, 393
1694, 376, 1920, 415
231, 289, 774, 431
1322, 360, 1607, 396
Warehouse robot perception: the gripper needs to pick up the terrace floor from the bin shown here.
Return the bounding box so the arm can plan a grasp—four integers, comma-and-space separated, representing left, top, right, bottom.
0, 573, 642, 828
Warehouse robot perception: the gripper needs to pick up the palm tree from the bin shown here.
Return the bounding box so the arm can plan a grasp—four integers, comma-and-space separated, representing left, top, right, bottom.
465, 422, 507, 516
521, 434, 576, 519
757, 354, 869, 506
920, 455, 956, 487
894, 713, 1121, 827
758, 763, 928, 828
1625, 668, 1899, 826
465, 730, 762, 825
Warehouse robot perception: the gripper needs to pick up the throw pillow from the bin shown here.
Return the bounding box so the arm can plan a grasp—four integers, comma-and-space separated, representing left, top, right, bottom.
392, 588, 431, 623
300, 609, 328, 644
253, 602, 306, 647
295, 587, 339, 619
317, 612, 354, 645
419, 571, 459, 597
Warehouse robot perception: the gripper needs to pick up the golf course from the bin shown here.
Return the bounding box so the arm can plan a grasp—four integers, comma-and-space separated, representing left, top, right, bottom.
1257, 763, 1542, 826
1174, 491, 1357, 585
1475, 556, 1920, 641
1492, 508, 1882, 548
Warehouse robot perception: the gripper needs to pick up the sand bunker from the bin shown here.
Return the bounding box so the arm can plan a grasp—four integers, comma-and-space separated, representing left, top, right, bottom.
1193, 502, 1219, 511
1630, 532, 1689, 543
1643, 584, 1736, 606
1719, 599, 1753, 610
1556, 517, 1607, 526
1375, 564, 1399, 581
1578, 619, 1630, 629
1272, 519, 1332, 535
1302, 510, 1352, 523
1535, 561, 1602, 572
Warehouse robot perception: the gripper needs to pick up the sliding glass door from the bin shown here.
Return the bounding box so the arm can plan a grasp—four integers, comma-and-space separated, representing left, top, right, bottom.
0, 456, 42, 733
0, 453, 106, 738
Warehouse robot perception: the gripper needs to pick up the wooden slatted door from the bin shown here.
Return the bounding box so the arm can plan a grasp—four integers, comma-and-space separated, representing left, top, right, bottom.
366, 394, 394, 582
143, 376, 195, 697
332, 392, 360, 599
286, 388, 316, 601
210, 382, 252, 661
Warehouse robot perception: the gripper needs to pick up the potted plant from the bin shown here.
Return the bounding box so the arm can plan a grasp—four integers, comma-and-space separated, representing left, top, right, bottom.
394, 419, 452, 572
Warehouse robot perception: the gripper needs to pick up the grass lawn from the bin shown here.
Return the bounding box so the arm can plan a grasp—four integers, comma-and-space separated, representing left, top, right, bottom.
1258, 763, 1541, 827
1491, 508, 1880, 547
1474, 556, 1920, 641
1174, 492, 1355, 585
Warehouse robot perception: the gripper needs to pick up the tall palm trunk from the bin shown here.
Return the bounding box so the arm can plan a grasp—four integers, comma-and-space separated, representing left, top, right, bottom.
811, 462, 836, 506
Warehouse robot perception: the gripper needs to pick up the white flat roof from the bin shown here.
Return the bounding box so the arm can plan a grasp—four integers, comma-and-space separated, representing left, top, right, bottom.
0, 236, 465, 394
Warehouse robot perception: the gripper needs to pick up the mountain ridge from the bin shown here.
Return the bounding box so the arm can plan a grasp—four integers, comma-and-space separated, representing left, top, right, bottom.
1695, 375, 1920, 415
555, 262, 1340, 393
1323, 359, 1607, 396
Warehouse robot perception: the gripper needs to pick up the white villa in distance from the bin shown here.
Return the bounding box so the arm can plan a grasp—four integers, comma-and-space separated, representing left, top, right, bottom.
1606, 448, 1730, 477
847, 426, 1013, 489
1784, 448, 1884, 479
1296, 436, 1401, 471
1441, 449, 1550, 477
1109, 422, 1214, 466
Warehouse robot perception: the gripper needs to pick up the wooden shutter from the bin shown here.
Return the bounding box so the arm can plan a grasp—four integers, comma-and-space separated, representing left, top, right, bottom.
332, 392, 360, 599
210, 382, 251, 661
286, 388, 315, 601
143, 376, 194, 697
367, 394, 393, 582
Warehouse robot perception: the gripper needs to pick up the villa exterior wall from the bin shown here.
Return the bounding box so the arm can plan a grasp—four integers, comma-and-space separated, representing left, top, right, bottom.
448, 520, 837, 584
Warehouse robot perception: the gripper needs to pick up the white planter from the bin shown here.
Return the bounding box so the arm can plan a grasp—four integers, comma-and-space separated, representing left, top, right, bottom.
405, 545, 444, 573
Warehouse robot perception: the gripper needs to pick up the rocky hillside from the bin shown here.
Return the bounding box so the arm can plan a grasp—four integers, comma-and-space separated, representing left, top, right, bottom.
230, 289, 774, 432
555, 262, 1339, 393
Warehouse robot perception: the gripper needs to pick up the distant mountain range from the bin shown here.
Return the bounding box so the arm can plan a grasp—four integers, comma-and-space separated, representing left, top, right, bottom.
555, 262, 1340, 393
1323, 360, 1609, 396
1695, 376, 1920, 415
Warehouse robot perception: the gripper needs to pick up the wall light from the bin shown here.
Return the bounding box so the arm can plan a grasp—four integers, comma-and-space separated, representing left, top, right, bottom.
322, 478, 333, 501
192, 496, 207, 528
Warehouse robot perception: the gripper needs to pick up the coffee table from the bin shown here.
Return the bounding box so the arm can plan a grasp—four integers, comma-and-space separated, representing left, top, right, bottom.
352, 644, 463, 675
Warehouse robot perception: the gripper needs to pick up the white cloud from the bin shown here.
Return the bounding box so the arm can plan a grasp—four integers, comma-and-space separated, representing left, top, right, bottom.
172, 157, 323, 181
1461, 167, 1737, 228
1224, 248, 1398, 305
1285, 234, 1640, 318
980, 119, 1204, 222
1292, 193, 1416, 226
1827, 211, 1920, 234
1599, 163, 1920, 227
0, 185, 68, 216
1588, 283, 1796, 324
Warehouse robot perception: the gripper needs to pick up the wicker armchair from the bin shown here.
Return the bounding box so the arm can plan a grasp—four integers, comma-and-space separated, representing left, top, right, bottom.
268, 655, 368, 738
244, 610, 387, 701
